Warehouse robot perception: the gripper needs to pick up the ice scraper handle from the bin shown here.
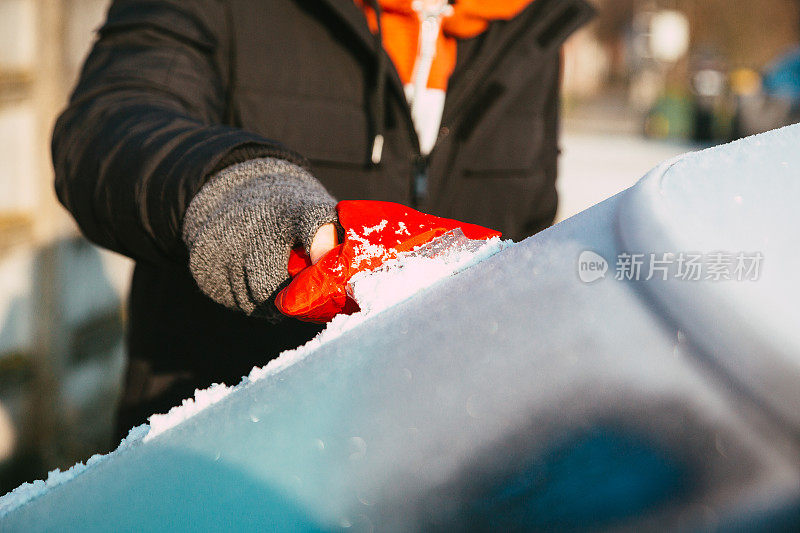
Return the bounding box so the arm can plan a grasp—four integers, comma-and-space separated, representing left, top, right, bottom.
276, 200, 501, 323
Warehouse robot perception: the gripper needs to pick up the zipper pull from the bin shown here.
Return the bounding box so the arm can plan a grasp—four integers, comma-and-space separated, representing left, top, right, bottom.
371, 134, 384, 165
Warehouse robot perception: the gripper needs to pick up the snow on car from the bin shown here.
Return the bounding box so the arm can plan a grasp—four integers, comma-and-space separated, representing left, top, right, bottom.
2, 125, 800, 531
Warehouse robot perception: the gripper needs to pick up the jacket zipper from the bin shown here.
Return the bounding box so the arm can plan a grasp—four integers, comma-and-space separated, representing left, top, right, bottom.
408, 0, 591, 207
408, 0, 452, 207
422, 0, 592, 205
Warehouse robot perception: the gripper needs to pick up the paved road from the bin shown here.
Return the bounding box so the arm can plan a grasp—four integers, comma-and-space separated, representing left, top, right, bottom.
556, 132, 694, 222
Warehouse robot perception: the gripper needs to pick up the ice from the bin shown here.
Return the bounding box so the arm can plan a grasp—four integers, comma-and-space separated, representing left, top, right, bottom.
3, 129, 800, 530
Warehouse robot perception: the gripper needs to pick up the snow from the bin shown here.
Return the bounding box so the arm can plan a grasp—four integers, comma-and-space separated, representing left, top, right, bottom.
0, 231, 509, 518
361, 219, 388, 235
145, 383, 233, 442
247, 230, 508, 384
347, 228, 389, 266
349, 230, 508, 315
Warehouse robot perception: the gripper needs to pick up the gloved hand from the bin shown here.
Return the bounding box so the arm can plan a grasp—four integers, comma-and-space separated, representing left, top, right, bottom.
275, 200, 501, 322
182, 157, 338, 320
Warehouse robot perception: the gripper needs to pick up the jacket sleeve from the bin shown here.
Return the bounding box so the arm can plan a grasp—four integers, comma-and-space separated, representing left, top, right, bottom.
52, 0, 305, 265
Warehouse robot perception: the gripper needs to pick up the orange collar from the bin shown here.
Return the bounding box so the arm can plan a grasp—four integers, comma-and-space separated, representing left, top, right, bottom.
356, 0, 534, 90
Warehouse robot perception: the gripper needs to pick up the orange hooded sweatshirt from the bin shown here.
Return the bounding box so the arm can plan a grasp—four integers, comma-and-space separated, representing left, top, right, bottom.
355, 0, 535, 155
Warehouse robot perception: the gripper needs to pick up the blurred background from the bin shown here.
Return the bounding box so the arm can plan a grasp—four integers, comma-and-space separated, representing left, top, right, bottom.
0, 0, 799, 494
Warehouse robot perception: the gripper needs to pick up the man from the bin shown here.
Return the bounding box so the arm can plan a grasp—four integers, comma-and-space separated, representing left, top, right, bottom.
52, 0, 594, 437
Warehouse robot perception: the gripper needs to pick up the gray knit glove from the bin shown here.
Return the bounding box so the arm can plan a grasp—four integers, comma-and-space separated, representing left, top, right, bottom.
182, 157, 338, 318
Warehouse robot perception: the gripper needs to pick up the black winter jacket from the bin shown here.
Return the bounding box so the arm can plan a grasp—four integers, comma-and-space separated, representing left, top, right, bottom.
52, 0, 593, 435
